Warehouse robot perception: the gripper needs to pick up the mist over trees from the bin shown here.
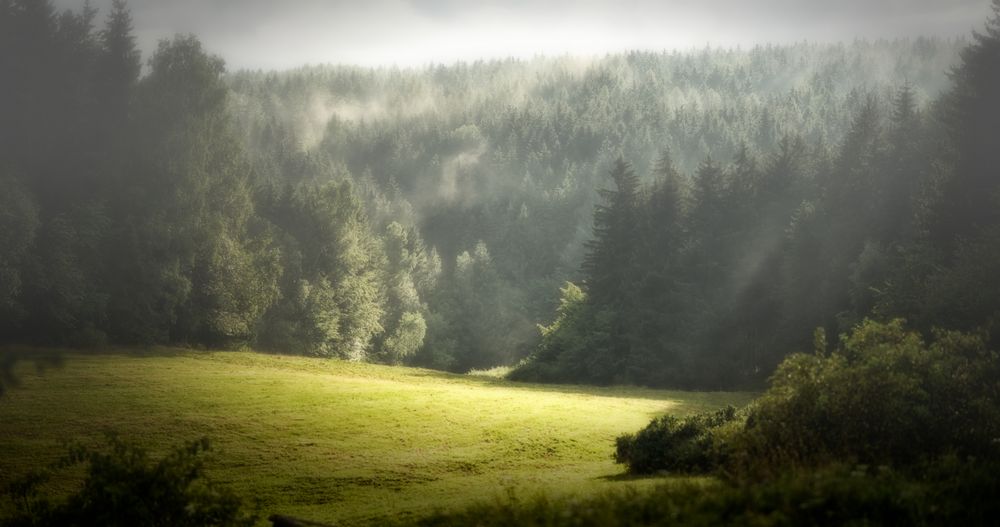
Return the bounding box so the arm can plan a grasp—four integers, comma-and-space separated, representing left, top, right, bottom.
513, 5, 1000, 388
1, 0, 996, 390
224, 36, 964, 377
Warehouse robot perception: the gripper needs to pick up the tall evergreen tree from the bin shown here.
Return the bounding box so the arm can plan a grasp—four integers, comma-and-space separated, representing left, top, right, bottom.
686, 156, 729, 286
582, 157, 641, 308
879, 83, 923, 243
97, 0, 140, 130
927, 0, 1000, 253
0, 177, 39, 335
645, 148, 686, 253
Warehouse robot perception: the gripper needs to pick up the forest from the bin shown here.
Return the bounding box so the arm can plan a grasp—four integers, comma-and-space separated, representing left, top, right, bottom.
1, 0, 999, 525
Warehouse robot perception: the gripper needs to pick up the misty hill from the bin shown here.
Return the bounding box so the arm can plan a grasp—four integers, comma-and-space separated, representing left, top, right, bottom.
224, 40, 962, 377
230, 40, 960, 178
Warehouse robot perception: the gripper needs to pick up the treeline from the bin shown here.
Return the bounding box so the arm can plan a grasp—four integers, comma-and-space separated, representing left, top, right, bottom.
513, 7, 1000, 388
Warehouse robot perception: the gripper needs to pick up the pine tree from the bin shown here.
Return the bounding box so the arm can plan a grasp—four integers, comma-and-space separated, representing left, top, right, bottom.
880, 83, 923, 242
686, 156, 728, 286
582, 157, 641, 308
649, 149, 686, 222
0, 177, 39, 335
928, 0, 1000, 252
97, 0, 140, 127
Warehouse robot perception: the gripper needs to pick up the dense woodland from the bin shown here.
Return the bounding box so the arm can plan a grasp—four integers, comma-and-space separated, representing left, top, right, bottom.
1, 0, 998, 391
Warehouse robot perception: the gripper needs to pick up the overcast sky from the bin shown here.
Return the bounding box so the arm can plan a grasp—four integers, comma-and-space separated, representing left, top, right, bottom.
55, 0, 993, 71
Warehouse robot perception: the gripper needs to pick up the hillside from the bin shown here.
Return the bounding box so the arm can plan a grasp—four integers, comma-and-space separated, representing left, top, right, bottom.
0, 350, 751, 525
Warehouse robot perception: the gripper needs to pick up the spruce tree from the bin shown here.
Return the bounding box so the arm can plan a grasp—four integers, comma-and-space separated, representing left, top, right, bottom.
97, 0, 140, 127
880, 84, 922, 242
582, 157, 641, 308
929, 0, 1000, 252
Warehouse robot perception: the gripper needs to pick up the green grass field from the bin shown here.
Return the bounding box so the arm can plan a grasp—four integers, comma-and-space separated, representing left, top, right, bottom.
0, 350, 753, 525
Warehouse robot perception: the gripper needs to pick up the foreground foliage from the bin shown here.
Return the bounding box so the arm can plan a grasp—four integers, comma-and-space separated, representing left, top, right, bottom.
731, 320, 1000, 474
616, 320, 1000, 476
602, 319, 1000, 524
2, 435, 255, 527
409, 460, 1000, 527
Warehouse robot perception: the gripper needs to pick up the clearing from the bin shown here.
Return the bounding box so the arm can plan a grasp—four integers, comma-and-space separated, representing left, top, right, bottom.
0, 350, 752, 525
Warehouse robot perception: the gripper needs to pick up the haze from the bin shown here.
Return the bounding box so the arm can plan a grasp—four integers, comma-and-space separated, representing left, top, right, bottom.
55, 0, 991, 70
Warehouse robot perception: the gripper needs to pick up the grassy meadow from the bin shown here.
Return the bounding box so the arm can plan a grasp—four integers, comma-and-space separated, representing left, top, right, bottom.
0, 350, 752, 525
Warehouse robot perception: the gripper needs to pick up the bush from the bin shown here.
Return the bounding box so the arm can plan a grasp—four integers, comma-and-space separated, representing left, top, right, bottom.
615, 319, 1000, 477
2, 434, 256, 527
614, 406, 743, 474
730, 319, 1000, 475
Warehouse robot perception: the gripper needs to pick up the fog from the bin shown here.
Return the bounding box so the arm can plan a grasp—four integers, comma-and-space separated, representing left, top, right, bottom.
55, 0, 991, 70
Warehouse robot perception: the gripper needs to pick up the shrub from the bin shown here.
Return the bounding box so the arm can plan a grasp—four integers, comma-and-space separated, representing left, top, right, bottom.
615, 319, 1000, 477
731, 319, 1000, 475
614, 406, 743, 474
2, 434, 256, 527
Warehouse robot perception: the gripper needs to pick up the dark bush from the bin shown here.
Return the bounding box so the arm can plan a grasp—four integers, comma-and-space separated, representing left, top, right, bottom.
615, 319, 1000, 477
614, 405, 742, 474
730, 319, 1000, 475
2, 434, 256, 527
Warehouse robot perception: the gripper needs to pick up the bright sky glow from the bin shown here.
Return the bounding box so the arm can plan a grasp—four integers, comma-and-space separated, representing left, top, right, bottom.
54, 0, 993, 70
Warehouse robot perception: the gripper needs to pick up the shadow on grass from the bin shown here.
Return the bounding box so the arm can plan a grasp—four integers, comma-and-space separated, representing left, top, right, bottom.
1, 346, 65, 397
406, 368, 758, 405
1, 344, 194, 360
596, 471, 667, 482
3, 345, 757, 409
105, 346, 201, 358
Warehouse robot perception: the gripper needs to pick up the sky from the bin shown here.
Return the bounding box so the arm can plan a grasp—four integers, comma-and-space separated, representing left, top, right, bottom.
55, 0, 994, 71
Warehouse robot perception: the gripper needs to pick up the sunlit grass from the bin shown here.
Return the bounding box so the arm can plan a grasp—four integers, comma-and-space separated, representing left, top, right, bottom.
465, 365, 513, 378
0, 349, 753, 525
